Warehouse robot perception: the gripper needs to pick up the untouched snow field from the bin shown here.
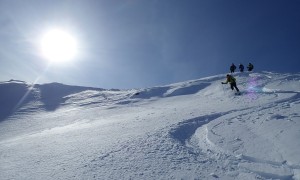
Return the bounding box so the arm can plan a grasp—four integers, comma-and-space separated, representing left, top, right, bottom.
0, 72, 300, 179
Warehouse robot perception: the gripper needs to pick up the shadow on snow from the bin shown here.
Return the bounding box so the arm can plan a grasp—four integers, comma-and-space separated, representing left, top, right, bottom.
0, 82, 104, 121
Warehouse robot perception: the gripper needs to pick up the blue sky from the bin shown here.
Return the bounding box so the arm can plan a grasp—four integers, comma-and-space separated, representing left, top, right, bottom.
0, 0, 300, 89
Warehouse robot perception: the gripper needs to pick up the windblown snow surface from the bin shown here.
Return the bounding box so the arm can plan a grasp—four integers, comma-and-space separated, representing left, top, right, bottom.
1, 72, 300, 179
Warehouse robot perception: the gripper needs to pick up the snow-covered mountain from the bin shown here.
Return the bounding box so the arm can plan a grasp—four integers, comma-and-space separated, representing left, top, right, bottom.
1, 72, 300, 179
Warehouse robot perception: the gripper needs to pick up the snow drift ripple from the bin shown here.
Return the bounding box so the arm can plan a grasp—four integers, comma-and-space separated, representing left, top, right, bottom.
169, 113, 225, 145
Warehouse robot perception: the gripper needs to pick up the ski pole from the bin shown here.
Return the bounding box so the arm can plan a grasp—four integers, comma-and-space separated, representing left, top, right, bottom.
222, 84, 226, 95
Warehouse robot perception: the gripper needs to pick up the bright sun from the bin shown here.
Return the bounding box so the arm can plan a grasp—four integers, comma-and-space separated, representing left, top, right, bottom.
40, 29, 77, 63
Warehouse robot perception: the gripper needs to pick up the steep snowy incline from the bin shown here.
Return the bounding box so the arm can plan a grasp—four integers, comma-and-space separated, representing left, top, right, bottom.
0, 72, 300, 179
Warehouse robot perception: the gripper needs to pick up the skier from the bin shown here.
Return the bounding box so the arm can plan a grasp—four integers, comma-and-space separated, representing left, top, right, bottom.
230, 63, 236, 73
239, 64, 244, 72
247, 63, 254, 71
222, 74, 240, 94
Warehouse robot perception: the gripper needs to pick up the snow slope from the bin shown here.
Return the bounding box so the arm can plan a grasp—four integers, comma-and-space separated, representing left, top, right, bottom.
0, 72, 300, 179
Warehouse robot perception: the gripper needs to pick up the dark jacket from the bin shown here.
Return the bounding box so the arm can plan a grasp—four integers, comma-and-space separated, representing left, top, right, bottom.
223, 75, 236, 84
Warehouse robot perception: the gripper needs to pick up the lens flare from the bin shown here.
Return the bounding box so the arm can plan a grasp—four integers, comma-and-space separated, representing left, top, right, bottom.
246, 77, 260, 100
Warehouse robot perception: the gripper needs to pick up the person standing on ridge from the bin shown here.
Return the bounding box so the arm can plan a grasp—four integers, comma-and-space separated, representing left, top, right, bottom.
239, 64, 244, 72
247, 63, 254, 71
230, 63, 236, 73
222, 74, 240, 93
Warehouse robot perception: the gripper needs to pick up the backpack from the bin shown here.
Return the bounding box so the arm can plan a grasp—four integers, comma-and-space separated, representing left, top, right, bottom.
227, 75, 236, 83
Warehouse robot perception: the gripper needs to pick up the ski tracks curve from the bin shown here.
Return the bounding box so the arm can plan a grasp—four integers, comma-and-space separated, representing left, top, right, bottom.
168, 99, 300, 179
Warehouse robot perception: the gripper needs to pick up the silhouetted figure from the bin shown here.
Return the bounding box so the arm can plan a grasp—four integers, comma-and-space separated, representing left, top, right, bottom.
247, 63, 254, 71
239, 64, 244, 72
230, 63, 236, 73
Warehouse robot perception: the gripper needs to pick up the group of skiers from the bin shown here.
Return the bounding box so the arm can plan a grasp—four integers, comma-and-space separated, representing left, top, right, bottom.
230, 63, 254, 73
222, 63, 254, 94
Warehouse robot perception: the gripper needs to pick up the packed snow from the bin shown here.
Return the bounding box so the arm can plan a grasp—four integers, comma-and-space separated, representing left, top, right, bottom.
0, 72, 300, 179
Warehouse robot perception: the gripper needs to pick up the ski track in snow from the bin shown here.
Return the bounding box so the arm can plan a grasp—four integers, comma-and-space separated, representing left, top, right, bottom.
1, 72, 300, 179
169, 72, 300, 179
175, 99, 300, 179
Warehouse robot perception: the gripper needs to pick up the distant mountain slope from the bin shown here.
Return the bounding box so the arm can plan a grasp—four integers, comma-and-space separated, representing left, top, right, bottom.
0, 81, 106, 121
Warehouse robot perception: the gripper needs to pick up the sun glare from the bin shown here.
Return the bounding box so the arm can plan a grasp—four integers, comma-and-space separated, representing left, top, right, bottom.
40, 29, 77, 63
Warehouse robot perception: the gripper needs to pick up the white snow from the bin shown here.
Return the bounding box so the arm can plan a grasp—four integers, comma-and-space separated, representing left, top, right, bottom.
0, 71, 300, 179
